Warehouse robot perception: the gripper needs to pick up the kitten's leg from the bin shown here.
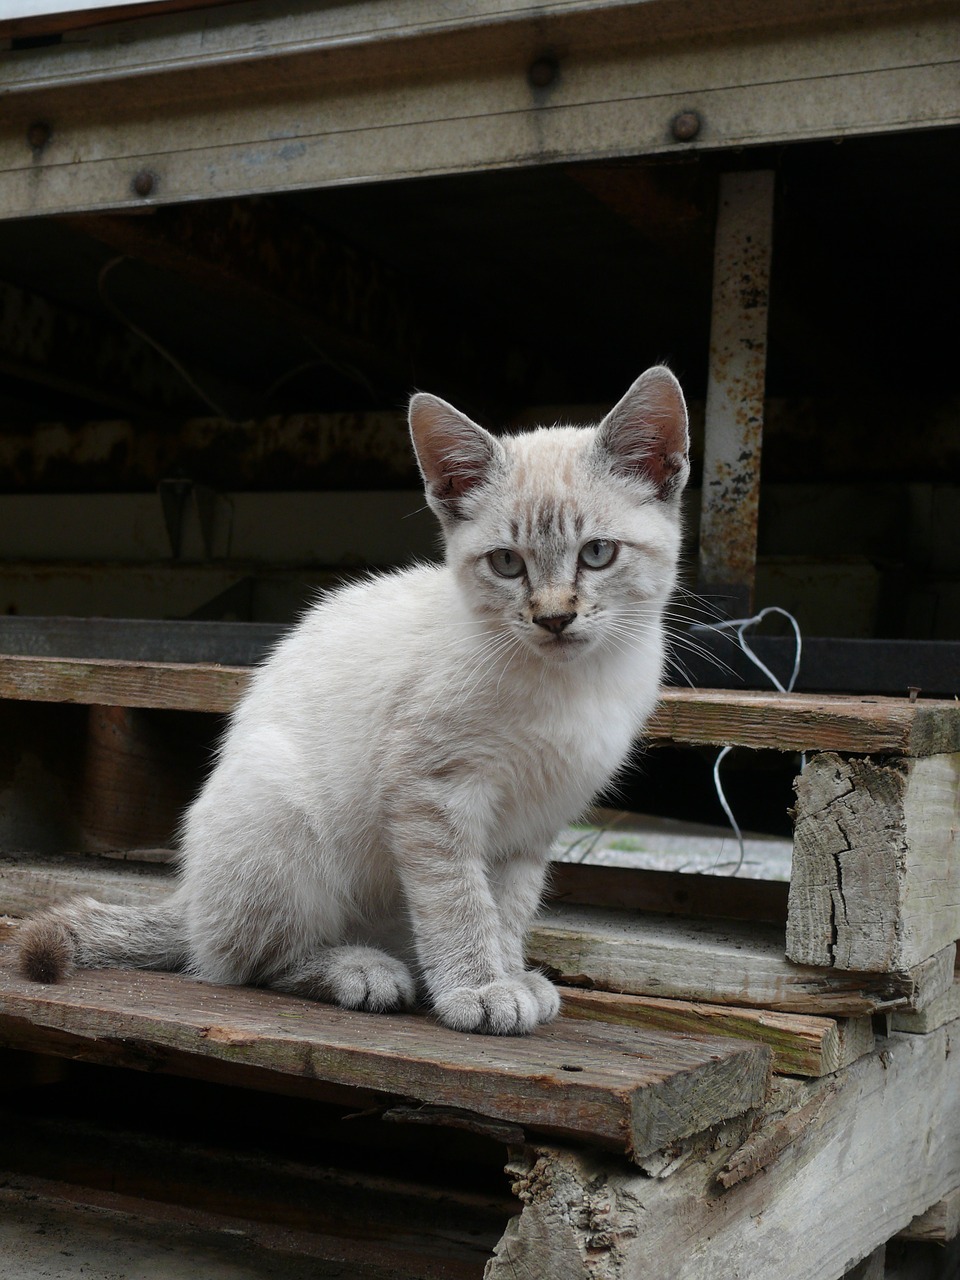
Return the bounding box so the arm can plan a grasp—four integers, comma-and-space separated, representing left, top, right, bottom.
489, 851, 561, 1023
392, 812, 546, 1035
271, 945, 415, 1013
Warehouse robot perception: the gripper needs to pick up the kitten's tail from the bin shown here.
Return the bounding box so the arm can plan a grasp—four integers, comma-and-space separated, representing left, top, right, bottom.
17, 894, 189, 984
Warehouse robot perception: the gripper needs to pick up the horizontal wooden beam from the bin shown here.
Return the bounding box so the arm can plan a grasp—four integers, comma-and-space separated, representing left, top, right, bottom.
559, 987, 873, 1077
1, 4, 956, 218
0, 942, 771, 1161
531, 904, 956, 1016
0, 655, 955, 754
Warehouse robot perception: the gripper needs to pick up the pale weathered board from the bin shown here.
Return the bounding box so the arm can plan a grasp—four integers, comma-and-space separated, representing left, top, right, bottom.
488, 1023, 960, 1280
0, 944, 770, 1161
531, 904, 956, 1016
559, 987, 874, 1078
787, 752, 960, 971
2, 856, 952, 1016
1, 2, 957, 220
893, 976, 960, 1036
1, 655, 956, 754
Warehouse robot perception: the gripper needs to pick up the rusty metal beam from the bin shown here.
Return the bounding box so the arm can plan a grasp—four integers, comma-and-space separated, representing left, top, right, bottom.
698, 170, 775, 616
0, 276, 206, 417
65, 200, 423, 400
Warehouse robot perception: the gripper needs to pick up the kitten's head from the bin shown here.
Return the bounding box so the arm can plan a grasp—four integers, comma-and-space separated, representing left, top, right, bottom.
408, 366, 689, 663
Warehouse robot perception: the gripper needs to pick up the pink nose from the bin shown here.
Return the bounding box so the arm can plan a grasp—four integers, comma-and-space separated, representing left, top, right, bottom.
533, 612, 576, 635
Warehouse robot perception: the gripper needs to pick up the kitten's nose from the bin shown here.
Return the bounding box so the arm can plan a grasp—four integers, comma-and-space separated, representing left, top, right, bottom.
533, 612, 576, 635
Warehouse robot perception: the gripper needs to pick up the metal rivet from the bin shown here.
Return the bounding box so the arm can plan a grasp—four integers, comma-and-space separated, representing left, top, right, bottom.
671, 110, 702, 142
528, 56, 559, 89
27, 121, 52, 151
132, 170, 156, 197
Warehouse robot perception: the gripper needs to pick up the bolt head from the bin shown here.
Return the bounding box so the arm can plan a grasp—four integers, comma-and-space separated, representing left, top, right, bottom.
528, 56, 559, 89
27, 121, 51, 150
132, 170, 156, 197
671, 111, 702, 142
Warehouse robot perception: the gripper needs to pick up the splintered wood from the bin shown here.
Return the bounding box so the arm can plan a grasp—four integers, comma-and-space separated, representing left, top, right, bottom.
787, 752, 960, 971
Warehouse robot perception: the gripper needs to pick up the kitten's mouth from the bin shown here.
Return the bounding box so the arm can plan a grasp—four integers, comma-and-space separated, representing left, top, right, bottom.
537, 631, 588, 658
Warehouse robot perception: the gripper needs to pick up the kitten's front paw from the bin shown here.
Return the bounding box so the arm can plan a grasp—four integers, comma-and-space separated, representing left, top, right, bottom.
326, 946, 416, 1013
433, 979, 540, 1036
519, 969, 561, 1023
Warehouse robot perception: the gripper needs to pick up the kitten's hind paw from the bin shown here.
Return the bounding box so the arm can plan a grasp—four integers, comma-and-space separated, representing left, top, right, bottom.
433, 979, 540, 1036
276, 946, 415, 1013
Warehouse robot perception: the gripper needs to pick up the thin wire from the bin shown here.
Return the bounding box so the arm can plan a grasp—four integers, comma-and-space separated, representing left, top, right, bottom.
97, 255, 234, 420
702, 606, 803, 876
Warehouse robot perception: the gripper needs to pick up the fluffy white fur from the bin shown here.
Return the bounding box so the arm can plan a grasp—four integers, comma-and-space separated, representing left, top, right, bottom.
18, 366, 689, 1036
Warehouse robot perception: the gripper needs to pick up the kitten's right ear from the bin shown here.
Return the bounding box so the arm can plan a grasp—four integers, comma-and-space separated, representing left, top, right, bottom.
408, 393, 504, 520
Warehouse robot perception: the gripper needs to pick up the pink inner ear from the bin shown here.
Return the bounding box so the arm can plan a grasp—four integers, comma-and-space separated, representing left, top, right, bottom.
409, 393, 499, 511
599, 368, 690, 499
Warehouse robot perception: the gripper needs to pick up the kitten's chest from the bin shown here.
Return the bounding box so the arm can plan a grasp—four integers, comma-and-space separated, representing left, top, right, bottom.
484, 681, 645, 846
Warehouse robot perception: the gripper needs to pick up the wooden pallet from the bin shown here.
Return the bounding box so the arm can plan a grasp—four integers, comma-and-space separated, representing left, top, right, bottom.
0, 650, 958, 1278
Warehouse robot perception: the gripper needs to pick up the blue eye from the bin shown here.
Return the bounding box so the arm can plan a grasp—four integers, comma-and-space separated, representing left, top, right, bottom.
488, 548, 526, 579
579, 539, 618, 569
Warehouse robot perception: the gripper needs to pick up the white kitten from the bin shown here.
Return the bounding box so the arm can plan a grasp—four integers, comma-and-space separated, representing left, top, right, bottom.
18, 366, 689, 1036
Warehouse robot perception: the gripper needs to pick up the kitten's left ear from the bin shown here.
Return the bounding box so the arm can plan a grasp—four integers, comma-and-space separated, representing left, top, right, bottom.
594, 366, 690, 501
408, 392, 504, 520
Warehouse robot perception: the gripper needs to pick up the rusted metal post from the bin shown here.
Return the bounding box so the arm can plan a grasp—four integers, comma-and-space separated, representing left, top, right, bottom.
698, 170, 775, 617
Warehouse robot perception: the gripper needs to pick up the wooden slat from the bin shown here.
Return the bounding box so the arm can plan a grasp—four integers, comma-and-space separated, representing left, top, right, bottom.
0, 945, 770, 1161
892, 975, 960, 1036
0, 655, 956, 754
647, 689, 960, 756
548, 860, 789, 925
0, 655, 247, 713
559, 987, 874, 1077
897, 1188, 960, 1244
530, 905, 957, 1016
2, 856, 953, 1017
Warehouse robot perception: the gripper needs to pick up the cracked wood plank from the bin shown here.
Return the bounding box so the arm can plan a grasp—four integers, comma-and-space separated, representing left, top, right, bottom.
0, 944, 770, 1161
787, 752, 960, 971
488, 1023, 960, 1280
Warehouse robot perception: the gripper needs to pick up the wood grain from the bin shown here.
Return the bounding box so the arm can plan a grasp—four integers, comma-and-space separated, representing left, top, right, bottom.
559, 987, 874, 1078
531, 904, 955, 1015
492, 1023, 960, 1280
0, 944, 769, 1161
787, 752, 960, 971
0, 655, 956, 754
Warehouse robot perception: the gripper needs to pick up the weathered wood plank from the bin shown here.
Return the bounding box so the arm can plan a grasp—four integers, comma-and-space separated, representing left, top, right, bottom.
548, 860, 789, 925
1, 655, 956, 755
2, 857, 952, 1017
892, 976, 960, 1036
787, 752, 960, 971
0, 655, 248, 713
0, 944, 770, 1161
647, 691, 960, 757
559, 986, 874, 1078
488, 1024, 960, 1280
530, 905, 956, 1015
